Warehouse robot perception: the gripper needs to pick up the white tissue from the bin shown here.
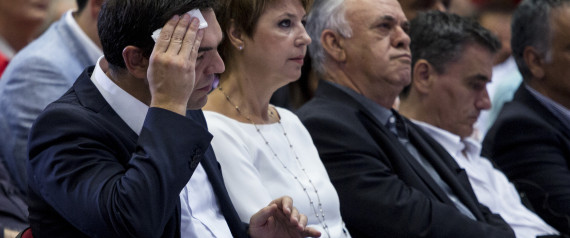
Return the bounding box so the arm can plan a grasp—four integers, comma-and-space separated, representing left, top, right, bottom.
151, 9, 208, 42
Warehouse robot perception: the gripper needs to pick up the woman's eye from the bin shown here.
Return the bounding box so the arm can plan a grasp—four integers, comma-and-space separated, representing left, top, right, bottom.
279, 19, 291, 28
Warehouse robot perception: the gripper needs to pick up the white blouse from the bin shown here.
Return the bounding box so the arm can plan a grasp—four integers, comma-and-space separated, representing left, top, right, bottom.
205, 107, 349, 238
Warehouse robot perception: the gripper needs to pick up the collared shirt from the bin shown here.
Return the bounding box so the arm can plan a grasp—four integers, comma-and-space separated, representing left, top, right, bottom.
328, 81, 476, 220
0, 36, 15, 59
526, 84, 570, 132
65, 10, 103, 62
413, 120, 559, 238
91, 57, 232, 237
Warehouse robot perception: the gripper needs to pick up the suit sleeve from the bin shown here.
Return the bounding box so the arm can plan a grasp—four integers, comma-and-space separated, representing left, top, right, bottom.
300, 111, 514, 238
484, 113, 570, 233
0, 57, 71, 193
28, 106, 212, 237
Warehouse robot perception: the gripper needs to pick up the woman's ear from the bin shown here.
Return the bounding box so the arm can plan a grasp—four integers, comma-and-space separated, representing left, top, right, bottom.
122, 46, 149, 78
321, 29, 346, 62
228, 19, 245, 50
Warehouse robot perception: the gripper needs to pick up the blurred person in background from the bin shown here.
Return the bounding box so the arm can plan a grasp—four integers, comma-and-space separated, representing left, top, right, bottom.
400, 0, 449, 19
38, 0, 77, 33
0, 0, 103, 198
0, 0, 51, 76
472, 0, 523, 141
483, 0, 570, 234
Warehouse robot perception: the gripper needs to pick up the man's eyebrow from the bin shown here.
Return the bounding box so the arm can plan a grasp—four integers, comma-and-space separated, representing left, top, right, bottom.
371, 15, 398, 28
198, 47, 213, 53
469, 74, 490, 82
377, 15, 397, 24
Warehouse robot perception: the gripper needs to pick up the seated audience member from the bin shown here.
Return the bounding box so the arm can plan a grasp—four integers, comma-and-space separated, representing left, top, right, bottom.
0, 0, 103, 196
0, 159, 27, 238
483, 0, 570, 234
26, 0, 320, 237
0, 0, 50, 76
296, 0, 515, 237
399, 10, 560, 238
203, 0, 349, 237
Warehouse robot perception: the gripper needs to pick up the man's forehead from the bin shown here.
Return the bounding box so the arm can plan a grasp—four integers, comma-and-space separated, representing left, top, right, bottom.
200, 10, 223, 49
551, 5, 570, 31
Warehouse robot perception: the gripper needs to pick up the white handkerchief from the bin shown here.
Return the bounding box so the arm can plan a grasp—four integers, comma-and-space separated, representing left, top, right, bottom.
151, 9, 208, 42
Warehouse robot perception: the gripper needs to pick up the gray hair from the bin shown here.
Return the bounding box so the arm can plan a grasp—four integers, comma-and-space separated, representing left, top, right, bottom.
511, 0, 570, 80
306, 0, 352, 76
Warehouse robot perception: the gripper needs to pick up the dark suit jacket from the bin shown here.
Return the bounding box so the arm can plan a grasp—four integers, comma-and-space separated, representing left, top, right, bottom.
296, 80, 514, 238
483, 84, 570, 234
26, 67, 248, 238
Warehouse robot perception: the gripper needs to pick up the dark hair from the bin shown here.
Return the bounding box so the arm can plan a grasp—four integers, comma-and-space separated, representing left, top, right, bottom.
511, 0, 570, 80
401, 10, 500, 98
76, 0, 88, 13
215, 0, 313, 66
97, 0, 217, 70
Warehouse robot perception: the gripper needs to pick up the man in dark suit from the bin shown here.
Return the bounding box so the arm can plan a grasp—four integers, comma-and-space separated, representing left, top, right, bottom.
296, 0, 514, 237
483, 0, 570, 234
26, 0, 320, 237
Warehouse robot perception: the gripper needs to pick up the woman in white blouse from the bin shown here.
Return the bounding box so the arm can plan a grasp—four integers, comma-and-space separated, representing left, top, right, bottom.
203, 0, 349, 237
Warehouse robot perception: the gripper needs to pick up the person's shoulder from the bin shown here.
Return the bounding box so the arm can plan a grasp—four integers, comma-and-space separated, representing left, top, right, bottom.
297, 95, 346, 117
493, 99, 543, 126
204, 110, 250, 137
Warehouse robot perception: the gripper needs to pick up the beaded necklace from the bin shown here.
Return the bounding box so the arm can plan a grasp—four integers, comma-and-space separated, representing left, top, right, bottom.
217, 86, 331, 237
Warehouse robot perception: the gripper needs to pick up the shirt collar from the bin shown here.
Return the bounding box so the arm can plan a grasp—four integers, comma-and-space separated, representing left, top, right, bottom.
91, 56, 149, 135
64, 10, 103, 61
327, 81, 393, 124
412, 120, 482, 160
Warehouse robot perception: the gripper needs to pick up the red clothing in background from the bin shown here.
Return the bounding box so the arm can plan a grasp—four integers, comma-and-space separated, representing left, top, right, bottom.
0, 52, 9, 77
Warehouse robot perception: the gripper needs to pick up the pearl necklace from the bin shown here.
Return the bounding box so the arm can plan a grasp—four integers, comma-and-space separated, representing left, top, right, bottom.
217, 86, 331, 238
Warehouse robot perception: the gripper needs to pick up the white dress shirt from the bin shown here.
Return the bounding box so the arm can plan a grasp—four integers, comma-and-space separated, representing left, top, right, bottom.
413, 120, 559, 238
91, 57, 232, 237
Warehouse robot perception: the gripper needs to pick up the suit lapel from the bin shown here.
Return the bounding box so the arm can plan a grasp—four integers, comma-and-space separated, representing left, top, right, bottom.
187, 110, 248, 238
407, 122, 485, 221
360, 110, 455, 204
73, 67, 138, 145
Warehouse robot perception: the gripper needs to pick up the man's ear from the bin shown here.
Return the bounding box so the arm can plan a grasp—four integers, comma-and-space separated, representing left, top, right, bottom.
412, 59, 436, 95
228, 19, 245, 50
321, 29, 346, 62
122, 46, 149, 78
523, 46, 545, 79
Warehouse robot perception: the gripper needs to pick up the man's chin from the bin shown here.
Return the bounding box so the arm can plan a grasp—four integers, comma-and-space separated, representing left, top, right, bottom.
187, 96, 208, 110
